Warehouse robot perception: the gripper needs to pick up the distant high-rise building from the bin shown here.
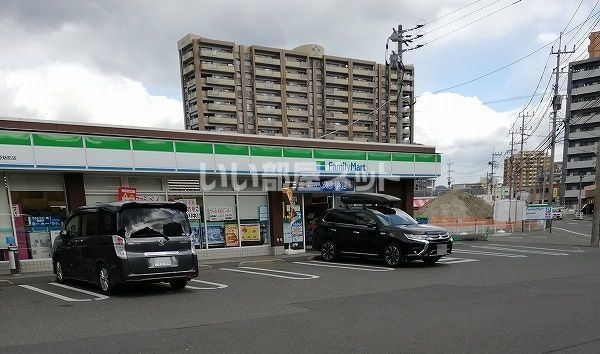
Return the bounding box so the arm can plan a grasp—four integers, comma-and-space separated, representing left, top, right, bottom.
177, 34, 415, 143
503, 151, 550, 193
561, 34, 600, 208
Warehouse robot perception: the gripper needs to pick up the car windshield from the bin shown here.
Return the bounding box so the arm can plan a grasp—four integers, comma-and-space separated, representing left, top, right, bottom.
120, 207, 191, 238
373, 208, 418, 226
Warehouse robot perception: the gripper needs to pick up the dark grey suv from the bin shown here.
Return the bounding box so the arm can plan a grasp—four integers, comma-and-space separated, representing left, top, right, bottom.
52, 201, 199, 294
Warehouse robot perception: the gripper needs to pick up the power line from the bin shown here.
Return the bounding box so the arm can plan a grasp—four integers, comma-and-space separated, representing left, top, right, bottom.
426, 0, 505, 34
426, 0, 485, 25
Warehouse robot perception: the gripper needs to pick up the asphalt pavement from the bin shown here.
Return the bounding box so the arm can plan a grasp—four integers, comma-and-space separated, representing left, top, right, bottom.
1, 221, 600, 353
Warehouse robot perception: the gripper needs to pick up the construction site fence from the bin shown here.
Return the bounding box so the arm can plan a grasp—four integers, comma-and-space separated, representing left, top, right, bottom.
430, 220, 545, 236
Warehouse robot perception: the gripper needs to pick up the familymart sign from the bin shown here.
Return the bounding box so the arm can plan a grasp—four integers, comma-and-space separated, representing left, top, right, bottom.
316, 160, 367, 173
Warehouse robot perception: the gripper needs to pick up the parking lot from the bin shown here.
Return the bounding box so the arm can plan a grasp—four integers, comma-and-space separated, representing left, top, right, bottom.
2, 223, 600, 353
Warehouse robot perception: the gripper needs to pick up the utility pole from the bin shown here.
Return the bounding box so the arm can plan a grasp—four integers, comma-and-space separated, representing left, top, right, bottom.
549, 33, 575, 207
517, 111, 534, 199
388, 24, 424, 144
592, 144, 600, 247
577, 173, 583, 212
488, 148, 502, 203
508, 130, 516, 223
447, 163, 454, 189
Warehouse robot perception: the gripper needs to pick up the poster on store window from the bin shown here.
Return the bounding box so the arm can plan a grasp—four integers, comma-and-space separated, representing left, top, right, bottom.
207, 225, 225, 245
240, 224, 260, 241
178, 199, 201, 220
189, 220, 204, 248
225, 224, 239, 247
208, 207, 234, 221
283, 205, 303, 250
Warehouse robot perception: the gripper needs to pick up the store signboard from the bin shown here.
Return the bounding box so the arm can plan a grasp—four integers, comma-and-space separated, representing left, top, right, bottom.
118, 187, 137, 201
11, 204, 20, 217
296, 179, 355, 192
208, 207, 234, 221
524, 204, 552, 220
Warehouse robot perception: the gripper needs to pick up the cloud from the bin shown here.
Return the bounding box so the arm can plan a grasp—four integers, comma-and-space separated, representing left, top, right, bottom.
414, 92, 516, 183
1, 62, 183, 129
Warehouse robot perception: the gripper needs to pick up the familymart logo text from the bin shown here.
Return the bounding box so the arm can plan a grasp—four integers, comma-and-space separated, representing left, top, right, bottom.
316, 160, 366, 173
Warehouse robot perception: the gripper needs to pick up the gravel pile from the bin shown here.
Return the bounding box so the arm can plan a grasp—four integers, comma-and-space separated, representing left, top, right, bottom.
415, 189, 493, 219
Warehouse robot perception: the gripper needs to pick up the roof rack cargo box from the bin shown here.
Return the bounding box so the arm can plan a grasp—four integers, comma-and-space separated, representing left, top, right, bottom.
340, 193, 401, 206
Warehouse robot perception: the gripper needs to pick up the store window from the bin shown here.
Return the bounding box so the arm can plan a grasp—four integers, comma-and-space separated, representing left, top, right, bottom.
168, 195, 205, 249
204, 195, 238, 248
238, 195, 269, 246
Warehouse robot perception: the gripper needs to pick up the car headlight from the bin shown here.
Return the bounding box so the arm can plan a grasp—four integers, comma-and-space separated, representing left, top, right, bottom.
405, 233, 427, 241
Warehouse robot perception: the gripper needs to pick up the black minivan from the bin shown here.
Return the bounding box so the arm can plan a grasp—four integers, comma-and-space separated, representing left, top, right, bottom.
52, 201, 199, 294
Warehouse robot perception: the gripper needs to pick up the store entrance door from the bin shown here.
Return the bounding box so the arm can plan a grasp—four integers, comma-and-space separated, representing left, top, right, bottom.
303, 193, 333, 247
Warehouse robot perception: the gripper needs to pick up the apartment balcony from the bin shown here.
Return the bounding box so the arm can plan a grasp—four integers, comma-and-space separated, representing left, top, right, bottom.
257, 119, 283, 127
255, 56, 280, 66
187, 104, 198, 113
326, 88, 349, 97
333, 136, 350, 141
326, 65, 348, 73
572, 83, 600, 96
353, 68, 375, 77
326, 77, 349, 85
327, 123, 349, 131
257, 107, 282, 115
353, 80, 375, 88
287, 121, 309, 129
201, 62, 235, 73
286, 84, 308, 93
286, 72, 308, 81
403, 84, 413, 92
183, 64, 195, 75
570, 114, 600, 125
390, 127, 397, 133
568, 130, 600, 140
286, 97, 308, 105
207, 116, 237, 125
572, 68, 600, 80
326, 100, 348, 108
389, 117, 398, 124
256, 94, 282, 103
287, 109, 309, 117
200, 49, 234, 60
354, 136, 370, 142
255, 82, 281, 90
352, 125, 373, 132
255, 68, 281, 78
206, 103, 237, 112
353, 102, 374, 110
285, 60, 308, 69
570, 99, 600, 111
181, 51, 194, 62
567, 144, 597, 155
567, 159, 596, 169
206, 90, 236, 99
352, 91, 374, 99
326, 112, 348, 120
204, 77, 235, 86
565, 174, 595, 184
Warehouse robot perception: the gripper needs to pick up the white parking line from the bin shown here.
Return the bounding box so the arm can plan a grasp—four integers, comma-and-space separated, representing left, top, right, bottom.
293, 261, 394, 272
187, 279, 229, 290
470, 245, 568, 256
488, 244, 585, 253
438, 257, 479, 264
452, 249, 528, 258
553, 227, 590, 238
49, 282, 109, 300
19, 284, 109, 302
220, 267, 319, 280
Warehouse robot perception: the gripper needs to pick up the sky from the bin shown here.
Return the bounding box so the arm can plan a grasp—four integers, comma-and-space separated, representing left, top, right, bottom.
0, 0, 597, 185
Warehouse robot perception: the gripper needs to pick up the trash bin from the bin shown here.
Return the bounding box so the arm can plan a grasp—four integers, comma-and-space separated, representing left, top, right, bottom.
416, 217, 429, 224
7, 245, 21, 274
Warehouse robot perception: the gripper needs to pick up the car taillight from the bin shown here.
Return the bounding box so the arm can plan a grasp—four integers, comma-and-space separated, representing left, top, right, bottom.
190, 234, 197, 255
112, 235, 127, 259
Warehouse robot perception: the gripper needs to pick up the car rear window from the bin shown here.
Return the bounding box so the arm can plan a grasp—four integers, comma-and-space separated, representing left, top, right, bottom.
120, 207, 191, 238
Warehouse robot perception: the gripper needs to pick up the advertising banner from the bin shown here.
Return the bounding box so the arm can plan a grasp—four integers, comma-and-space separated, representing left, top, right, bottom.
206, 225, 225, 245
225, 224, 239, 247
208, 207, 234, 221
240, 224, 260, 241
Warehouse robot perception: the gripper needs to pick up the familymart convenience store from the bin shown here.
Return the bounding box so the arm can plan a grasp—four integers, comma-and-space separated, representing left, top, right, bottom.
0, 118, 441, 271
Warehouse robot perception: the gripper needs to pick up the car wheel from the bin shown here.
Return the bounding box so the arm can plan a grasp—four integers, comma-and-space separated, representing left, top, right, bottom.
169, 279, 188, 290
97, 264, 113, 295
320, 240, 337, 262
423, 256, 442, 265
55, 260, 65, 283
384, 242, 404, 267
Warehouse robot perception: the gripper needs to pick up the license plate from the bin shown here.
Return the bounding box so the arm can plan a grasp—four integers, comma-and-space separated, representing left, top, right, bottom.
437, 244, 447, 255
152, 257, 172, 267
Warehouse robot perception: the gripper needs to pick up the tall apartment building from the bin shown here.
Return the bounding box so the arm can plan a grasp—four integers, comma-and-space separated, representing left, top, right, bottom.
177, 34, 414, 143
503, 151, 550, 195
561, 33, 600, 208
